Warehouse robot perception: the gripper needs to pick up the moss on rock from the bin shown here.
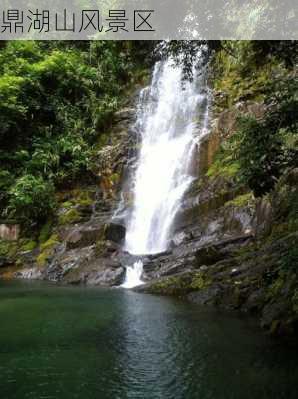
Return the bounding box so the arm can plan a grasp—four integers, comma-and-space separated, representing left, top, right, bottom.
61, 201, 73, 209
0, 240, 18, 258
147, 271, 211, 296
36, 251, 53, 268
40, 234, 59, 252
37, 234, 60, 267
207, 157, 240, 180
20, 239, 37, 252
38, 220, 53, 244
225, 193, 254, 208
58, 208, 81, 225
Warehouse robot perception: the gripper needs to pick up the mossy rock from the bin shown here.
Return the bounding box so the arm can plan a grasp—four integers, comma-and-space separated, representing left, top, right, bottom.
207, 159, 240, 181
58, 189, 94, 210
195, 246, 224, 267
190, 272, 212, 290
147, 271, 211, 296
77, 199, 93, 207
73, 190, 94, 205
40, 234, 59, 252
38, 221, 53, 244
95, 240, 107, 256
0, 240, 18, 258
225, 193, 254, 208
0, 240, 11, 257
36, 234, 59, 267
20, 239, 37, 252
61, 201, 74, 209
110, 173, 120, 184
36, 251, 51, 267
58, 209, 81, 225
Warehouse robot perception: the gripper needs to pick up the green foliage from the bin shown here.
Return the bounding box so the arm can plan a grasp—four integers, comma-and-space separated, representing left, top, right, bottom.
225, 193, 254, 208
158, 41, 220, 80
38, 221, 53, 244
280, 246, 298, 273
212, 41, 297, 110
249, 41, 297, 69
213, 42, 271, 108
207, 155, 240, 180
149, 271, 211, 296
8, 175, 56, 227
236, 116, 283, 197
0, 240, 18, 258
40, 234, 59, 252
211, 41, 297, 199
0, 40, 146, 228
206, 135, 241, 181
0, 169, 14, 210
236, 73, 298, 197
20, 239, 37, 252
73, 190, 93, 206
58, 208, 81, 225
37, 233, 59, 267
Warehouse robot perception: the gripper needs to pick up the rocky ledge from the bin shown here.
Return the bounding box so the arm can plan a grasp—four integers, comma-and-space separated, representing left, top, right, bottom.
135, 232, 297, 336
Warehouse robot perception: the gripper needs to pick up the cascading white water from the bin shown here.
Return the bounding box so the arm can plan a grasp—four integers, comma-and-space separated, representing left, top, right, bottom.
121, 260, 144, 289
121, 50, 210, 288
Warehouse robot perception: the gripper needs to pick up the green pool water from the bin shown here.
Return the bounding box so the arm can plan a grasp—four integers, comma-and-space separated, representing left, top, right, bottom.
0, 280, 297, 399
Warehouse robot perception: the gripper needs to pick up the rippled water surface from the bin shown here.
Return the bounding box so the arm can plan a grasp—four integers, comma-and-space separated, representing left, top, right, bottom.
0, 280, 297, 399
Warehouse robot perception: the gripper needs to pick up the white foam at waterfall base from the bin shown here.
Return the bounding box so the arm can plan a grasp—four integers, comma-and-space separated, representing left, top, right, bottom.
121, 261, 144, 289
121, 51, 210, 288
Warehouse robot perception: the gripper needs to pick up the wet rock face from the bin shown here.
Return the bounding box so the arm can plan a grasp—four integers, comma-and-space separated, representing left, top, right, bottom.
139, 234, 253, 282
41, 236, 125, 287
91, 100, 138, 198
194, 245, 224, 266
86, 266, 125, 286
104, 223, 126, 244
174, 193, 255, 250
64, 227, 103, 250
0, 256, 14, 268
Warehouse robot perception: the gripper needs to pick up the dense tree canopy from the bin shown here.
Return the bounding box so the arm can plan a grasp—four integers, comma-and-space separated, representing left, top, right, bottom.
0, 40, 151, 228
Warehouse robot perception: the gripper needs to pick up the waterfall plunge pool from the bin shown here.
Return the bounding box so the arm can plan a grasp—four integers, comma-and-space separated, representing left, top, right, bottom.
0, 280, 297, 399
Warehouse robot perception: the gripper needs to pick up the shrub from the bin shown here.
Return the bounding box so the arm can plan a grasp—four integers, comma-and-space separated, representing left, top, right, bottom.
237, 116, 283, 197
0, 41, 146, 227
8, 175, 56, 227
236, 72, 298, 197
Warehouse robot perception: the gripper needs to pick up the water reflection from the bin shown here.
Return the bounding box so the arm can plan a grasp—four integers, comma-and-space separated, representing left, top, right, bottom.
0, 281, 297, 399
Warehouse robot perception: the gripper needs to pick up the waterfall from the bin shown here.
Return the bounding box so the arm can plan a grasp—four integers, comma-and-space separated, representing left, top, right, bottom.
120, 260, 144, 289
121, 50, 210, 288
